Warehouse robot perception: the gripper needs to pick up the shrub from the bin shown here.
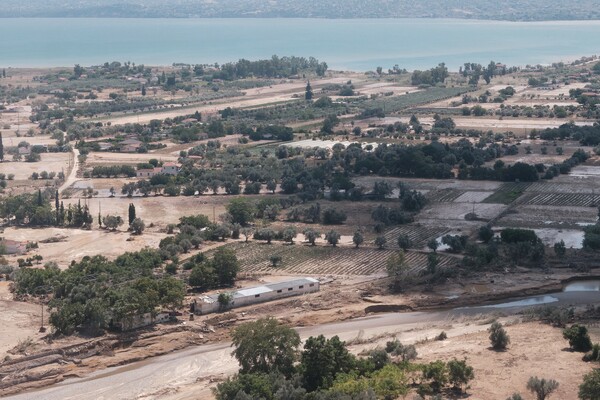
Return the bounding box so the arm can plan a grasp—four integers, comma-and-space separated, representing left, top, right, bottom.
579, 369, 600, 400
489, 321, 510, 350
322, 208, 347, 225
435, 331, 447, 341
563, 324, 593, 352
527, 376, 559, 400
447, 358, 474, 393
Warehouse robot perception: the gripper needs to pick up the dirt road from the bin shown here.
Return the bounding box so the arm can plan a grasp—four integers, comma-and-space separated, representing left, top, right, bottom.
6, 290, 598, 400
58, 148, 80, 195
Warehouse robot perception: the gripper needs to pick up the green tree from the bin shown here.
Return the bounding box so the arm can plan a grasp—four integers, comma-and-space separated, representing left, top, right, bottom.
579, 369, 600, 400
301, 335, 355, 391
427, 238, 439, 252
563, 324, 593, 352
128, 203, 136, 225
303, 228, 320, 246
553, 240, 566, 258
211, 247, 239, 287
422, 360, 448, 393
0, 132, 3, 161
478, 225, 495, 243
102, 215, 124, 231
254, 228, 276, 244
130, 218, 145, 235
188, 264, 216, 291
427, 253, 439, 275
226, 198, 255, 226
447, 358, 475, 393
352, 230, 364, 248
305, 81, 313, 100
374, 236, 386, 249
231, 317, 300, 376
527, 376, 559, 400
282, 227, 297, 244
325, 230, 341, 247
397, 234, 411, 250
489, 321, 510, 350
386, 251, 408, 290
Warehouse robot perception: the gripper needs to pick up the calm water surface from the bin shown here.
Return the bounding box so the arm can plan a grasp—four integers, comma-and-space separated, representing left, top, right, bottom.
1, 18, 600, 70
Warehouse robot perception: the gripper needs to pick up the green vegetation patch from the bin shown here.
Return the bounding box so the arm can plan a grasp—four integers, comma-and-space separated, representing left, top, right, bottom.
482, 182, 531, 204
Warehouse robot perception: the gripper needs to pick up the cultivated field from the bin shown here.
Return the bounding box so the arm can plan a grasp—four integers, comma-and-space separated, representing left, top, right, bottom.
209, 241, 457, 276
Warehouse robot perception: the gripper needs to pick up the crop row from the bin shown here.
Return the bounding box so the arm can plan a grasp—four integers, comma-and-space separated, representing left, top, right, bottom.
526, 182, 596, 194
216, 242, 455, 276
520, 193, 600, 207
426, 189, 465, 203
384, 225, 450, 248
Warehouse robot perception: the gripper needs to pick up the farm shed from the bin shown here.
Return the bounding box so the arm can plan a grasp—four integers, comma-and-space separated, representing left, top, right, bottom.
193, 277, 320, 315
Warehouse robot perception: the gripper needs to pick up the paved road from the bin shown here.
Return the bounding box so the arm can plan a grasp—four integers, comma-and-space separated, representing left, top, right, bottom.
5, 290, 599, 400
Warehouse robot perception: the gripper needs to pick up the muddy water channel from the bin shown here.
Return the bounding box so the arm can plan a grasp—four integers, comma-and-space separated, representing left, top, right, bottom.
460, 279, 600, 311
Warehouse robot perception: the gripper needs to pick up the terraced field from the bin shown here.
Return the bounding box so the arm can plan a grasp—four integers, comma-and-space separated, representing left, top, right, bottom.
209, 241, 456, 276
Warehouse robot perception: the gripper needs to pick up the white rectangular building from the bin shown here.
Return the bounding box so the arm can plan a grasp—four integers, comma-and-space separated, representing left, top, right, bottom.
194, 277, 320, 315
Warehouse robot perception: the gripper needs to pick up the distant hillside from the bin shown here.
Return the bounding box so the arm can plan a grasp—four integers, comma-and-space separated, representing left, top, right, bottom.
2, 0, 600, 20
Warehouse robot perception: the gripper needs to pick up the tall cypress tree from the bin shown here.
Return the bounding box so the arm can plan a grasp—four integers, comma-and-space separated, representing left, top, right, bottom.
55, 190, 59, 225
305, 81, 313, 100
128, 203, 136, 225
0, 132, 4, 161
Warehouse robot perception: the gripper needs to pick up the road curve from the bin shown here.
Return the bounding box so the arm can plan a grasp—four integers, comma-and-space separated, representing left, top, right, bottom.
4, 290, 599, 400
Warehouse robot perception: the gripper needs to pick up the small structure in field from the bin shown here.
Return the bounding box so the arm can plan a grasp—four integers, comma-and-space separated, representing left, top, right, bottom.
193, 277, 320, 315
110, 311, 173, 331
0, 238, 27, 255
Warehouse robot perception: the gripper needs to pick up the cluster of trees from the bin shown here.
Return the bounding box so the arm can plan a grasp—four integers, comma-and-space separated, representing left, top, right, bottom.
215, 318, 475, 400
539, 122, 600, 146
411, 63, 449, 86
208, 56, 328, 80
14, 249, 184, 335
459, 61, 508, 85
286, 202, 347, 225
186, 247, 239, 291
0, 189, 56, 226
91, 165, 136, 178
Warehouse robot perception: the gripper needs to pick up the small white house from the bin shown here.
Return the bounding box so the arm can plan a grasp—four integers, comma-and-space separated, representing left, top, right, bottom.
193, 277, 320, 315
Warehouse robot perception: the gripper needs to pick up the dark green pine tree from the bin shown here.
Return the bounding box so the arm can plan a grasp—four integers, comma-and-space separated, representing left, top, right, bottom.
37, 189, 43, 206
0, 132, 4, 161
141, 85, 146, 96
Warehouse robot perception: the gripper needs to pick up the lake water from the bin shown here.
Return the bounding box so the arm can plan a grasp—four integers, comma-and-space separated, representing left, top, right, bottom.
1, 18, 600, 70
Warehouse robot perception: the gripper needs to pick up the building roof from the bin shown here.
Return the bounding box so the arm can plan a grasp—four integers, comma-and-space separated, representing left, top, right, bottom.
266, 278, 319, 291
201, 277, 318, 303
236, 286, 271, 297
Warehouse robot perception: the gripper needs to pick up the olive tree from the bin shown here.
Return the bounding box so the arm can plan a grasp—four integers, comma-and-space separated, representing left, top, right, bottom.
231, 317, 300, 376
